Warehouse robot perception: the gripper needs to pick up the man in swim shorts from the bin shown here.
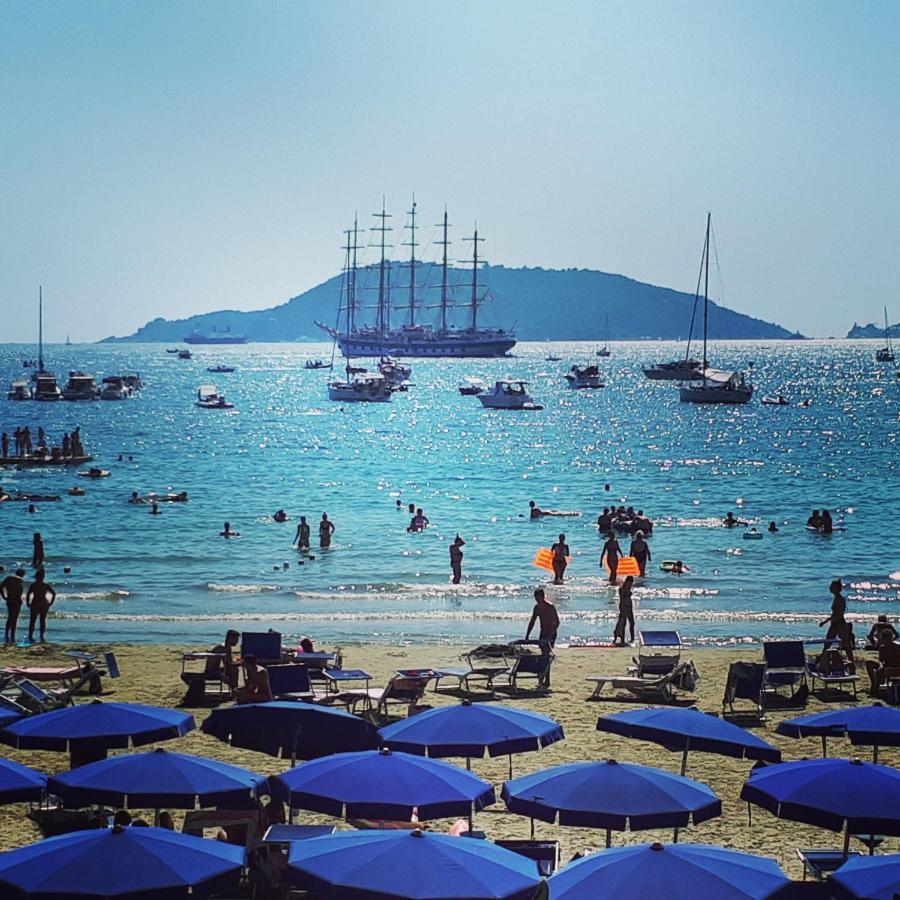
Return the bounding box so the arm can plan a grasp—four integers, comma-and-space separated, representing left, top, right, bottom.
1, 568, 26, 643
319, 513, 335, 548
526, 588, 560, 687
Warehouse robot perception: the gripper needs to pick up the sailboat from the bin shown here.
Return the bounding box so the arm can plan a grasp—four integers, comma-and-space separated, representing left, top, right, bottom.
875, 307, 895, 362
327, 214, 392, 403
31, 287, 62, 401
596, 315, 611, 357
679, 214, 753, 405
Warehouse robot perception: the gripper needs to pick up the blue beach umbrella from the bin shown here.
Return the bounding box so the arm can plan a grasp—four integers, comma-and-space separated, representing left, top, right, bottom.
0, 701, 195, 766
0, 758, 46, 805
777, 704, 900, 762
502, 759, 721, 846
0, 709, 21, 729
0, 824, 245, 899
548, 841, 790, 900
272, 748, 495, 823
379, 700, 564, 777
286, 828, 542, 900
597, 707, 781, 775
47, 747, 268, 810
740, 758, 900, 856
831, 854, 900, 900
202, 701, 378, 763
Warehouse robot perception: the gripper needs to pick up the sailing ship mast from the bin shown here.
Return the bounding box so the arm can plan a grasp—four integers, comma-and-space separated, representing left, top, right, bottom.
463, 227, 484, 332
38, 285, 45, 373
402, 196, 418, 328
348, 215, 359, 332
372, 199, 392, 338
700, 212, 711, 373
437, 207, 451, 334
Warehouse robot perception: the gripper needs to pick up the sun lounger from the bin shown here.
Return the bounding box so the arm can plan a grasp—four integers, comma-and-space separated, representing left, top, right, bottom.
180, 652, 232, 702
433, 646, 515, 695
796, 848, 862, 881
495, 839, 560, 877
630, 630, 682, 677
763, 641, 808, 699
333, 674, 431, 720
722, 661, 767, 720
3, 650, 118, 697
587, 660, 699, 702
507, 651, 555, 693
267, 665, 315, 702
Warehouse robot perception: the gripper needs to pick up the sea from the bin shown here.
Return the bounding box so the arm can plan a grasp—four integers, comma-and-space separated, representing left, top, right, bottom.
1, 340, 897, 649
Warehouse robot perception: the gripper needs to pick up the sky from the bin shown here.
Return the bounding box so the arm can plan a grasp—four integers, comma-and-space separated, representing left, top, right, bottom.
1, 0, 898, 341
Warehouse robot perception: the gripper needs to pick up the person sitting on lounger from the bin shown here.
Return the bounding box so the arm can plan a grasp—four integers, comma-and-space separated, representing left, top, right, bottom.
865, 631, 900, 696
236, 654, 272, 704
207, 629, 241, 691
868, 615, 899, 648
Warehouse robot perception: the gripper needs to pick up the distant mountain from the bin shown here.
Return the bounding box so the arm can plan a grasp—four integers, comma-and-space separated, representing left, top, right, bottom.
847, 321, 898, 339
100, 264, 801, 343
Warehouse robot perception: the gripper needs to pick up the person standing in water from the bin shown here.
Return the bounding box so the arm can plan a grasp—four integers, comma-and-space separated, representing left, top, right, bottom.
319, 513, 335, 548
294, 516, 311, 551
613, 575, 635, 646
32, 532, 45, 568
26, 568, 56, 643
550, 534, 569, 585
629, 531, 651, 577
600, 532, 622, 585
449, 535, 465, 584
1, 568, 26, 643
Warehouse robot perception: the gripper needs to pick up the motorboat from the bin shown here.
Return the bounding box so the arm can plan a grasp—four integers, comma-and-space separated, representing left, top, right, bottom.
680, 368, 753, 404
458, 377, 486, 396
100, 376, 131, 400
207, 365, 236, 374
165, 348, 181, 354
32, 372, 61, 402
643, 360, 703, 381
304, 360, 332, 370
177, 350, 192, 360
62, 371, 99, 401
328, 372, 392, 403
477, 379, 543, 410
761, 393, 789, 406
7, 379, 32, 401
377, 356, 412, 388
545, 354, 561, 362
121, 373, 144, 391
195, 385, 234, 409
565, 364, 605, 389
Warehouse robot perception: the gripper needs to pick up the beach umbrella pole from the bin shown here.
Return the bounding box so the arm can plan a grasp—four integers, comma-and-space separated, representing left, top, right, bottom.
530, 818, 535, 840
673, 827, 679, 843
842, 822, 850, 859
821, 735, 827, 758
508, 754, 513, 781
605, 828, 611, 848
681, 745, 689, 777
873, 745, 879, 764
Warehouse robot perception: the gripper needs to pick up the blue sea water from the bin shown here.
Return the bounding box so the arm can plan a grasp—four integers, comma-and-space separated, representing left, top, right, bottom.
0, 340, 897, 648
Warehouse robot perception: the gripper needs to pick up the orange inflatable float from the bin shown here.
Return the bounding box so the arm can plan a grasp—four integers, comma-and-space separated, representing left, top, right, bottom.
533, 548, 571, 572
602, 555, 641, 577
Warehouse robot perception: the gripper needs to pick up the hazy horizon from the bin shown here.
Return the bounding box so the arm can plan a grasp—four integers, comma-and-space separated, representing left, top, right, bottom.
2, 0, 897, 342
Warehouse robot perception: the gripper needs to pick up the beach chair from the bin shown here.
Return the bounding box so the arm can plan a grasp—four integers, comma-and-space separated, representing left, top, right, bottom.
433, 645, 515, 695
507, 650, 555, 694
722, 661, 767, 721
241, 631, 283, 666
796, 849, 862, 882
180, 652, 232, 703
267, 665, 315, 702
334, 674, 431, 720
631, 630, 682, 677
763, 641, 808, 700
2, 650, 119, 697
495, 839, 560, 877
805, 644, 859, 699
586, 660, 699, 703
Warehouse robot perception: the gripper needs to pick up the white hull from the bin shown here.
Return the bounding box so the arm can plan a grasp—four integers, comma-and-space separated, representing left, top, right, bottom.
328, 384, 392, 403
680, 384, 753, 404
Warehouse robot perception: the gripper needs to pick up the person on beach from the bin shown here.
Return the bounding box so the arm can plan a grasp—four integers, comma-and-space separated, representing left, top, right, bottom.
868, 615, 898, 648
600, 532, 622, 585
236, 654, 272, 704
865, 629, 900, 696
613, 575, 635, 645
550, 534, 569, 585
319, 513, 335, 548
220, 522, 239, 538
26, 568, 55, 643
525, 588, 560, 686
819, 578, 853, 659
32, 532, 45, 568
208, 629, 241, 691
1, 568, 26, 643
629, 531, 651, 576
294, 516, 311, 551
449, 535, 465, 584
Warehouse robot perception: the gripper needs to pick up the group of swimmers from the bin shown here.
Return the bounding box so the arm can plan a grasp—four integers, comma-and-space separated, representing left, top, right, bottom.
0, 566, 56, 643
292, 513, 335, 550
597, 506, 654, 536
807, 509, 836, 534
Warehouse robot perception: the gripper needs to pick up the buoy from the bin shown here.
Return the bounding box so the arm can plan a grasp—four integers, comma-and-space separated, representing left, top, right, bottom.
63, 566, 71, 574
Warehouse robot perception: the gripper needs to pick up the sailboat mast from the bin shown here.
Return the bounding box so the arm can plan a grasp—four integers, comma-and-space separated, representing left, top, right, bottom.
885, 306, 893, 353
341, 225, 353, 374
38, 285, 44, 373
463, 226, 484, 332
437, 208, 451, 333
403, 196, 418, 328
702, 212, 711, 372
372, 198, 392, 338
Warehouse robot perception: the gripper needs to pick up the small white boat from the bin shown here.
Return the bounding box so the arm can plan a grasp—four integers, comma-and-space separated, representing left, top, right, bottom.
196, 385, 234, 409
378, 356, 412, 388
680, 369, 753, 404
545, 355, 561, 362
100, 376, 131, 400
477, 379, 543, 410
62, 371, 99, 401
458, 378, 486, 396
122, 373, 144, 391
328, 372, 393, 403
761, 394, 789, 406
7, 379, 32, 401
565, 364, 605, 389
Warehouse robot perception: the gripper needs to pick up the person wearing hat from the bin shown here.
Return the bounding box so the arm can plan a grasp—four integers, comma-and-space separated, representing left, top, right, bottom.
0, 568, 26, 643
449, 535, 465, 584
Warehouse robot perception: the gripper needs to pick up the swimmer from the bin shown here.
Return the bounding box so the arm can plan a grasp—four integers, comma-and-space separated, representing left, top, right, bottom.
129, 491, 146, 504
273, 509, 288, 523
449, 535, 465, 584
723, 512, 738, 528
407, 508, 429, 533
150, 501, 160, 515
768, 521, 778, 533
220, 522, 239, 538
550, 533, 569, 585
806, 510, 822, 530
294, 516, 311, 551
529, 500, 580, 519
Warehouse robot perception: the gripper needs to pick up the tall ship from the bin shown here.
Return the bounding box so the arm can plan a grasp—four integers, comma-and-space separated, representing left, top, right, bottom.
317, 199, 516, 358
184, 327, 248, 345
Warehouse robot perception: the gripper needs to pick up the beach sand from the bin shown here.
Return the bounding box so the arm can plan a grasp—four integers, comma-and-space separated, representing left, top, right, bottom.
0, 641, 895, 879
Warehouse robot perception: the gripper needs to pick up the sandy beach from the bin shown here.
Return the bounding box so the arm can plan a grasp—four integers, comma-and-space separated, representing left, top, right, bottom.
0, 640, 896, 880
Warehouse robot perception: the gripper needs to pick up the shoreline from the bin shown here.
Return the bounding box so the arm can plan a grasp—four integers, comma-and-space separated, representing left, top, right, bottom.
0, 640, 895, 880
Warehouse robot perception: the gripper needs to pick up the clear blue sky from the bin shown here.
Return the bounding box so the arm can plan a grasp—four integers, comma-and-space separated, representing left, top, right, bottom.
1, 0, 898, 341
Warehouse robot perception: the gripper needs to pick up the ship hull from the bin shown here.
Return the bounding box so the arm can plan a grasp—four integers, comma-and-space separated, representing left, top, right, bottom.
334, 333, 516, 359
